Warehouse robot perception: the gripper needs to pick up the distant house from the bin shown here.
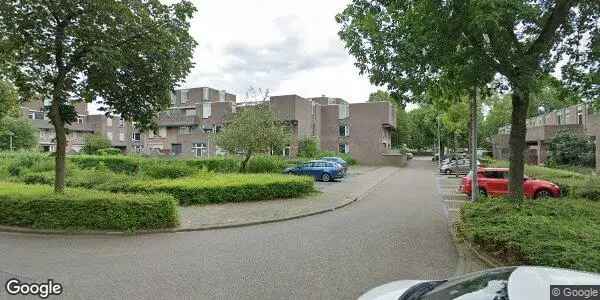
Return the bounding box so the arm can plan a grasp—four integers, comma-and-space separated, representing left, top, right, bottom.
492, 103, 600, 171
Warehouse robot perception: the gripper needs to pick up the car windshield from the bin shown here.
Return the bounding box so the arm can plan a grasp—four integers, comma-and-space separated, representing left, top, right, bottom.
414, 267, 516, 300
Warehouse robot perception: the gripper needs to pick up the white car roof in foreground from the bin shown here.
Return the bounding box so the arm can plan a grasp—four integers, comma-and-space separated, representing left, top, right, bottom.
508, 266, 600, 300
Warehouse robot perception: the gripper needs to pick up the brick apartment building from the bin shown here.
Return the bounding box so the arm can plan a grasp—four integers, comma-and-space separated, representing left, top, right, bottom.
492, 103, 600, 171
21, 86, 399, 165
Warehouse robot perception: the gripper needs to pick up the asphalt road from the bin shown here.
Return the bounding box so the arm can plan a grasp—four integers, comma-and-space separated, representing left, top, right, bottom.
0, 159, 458, 300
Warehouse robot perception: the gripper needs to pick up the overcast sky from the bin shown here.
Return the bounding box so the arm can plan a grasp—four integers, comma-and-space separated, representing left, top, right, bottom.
178, 0, 379, 102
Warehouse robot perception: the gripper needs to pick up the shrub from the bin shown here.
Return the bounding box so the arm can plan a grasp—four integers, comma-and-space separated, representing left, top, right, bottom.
460, 197, 600, 273
0, 117, 38, 150
82, 134, 112, 155
70, 155, 140, 174
182, 157, 241, 173
572, 177, 600, 201
0, 182, 179, 230
21, 168, 132, 190
245, 155, 288, 173
108, 173, 315, 205
96, 148, 122, 156
547, 130, 595, 168
317, 151, 357, 165
298, 136, 320, 158
140, 160, 197, 179
0, 151, 54, 177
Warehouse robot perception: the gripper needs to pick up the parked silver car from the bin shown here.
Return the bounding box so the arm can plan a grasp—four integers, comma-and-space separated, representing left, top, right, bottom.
359, 266, 600, 300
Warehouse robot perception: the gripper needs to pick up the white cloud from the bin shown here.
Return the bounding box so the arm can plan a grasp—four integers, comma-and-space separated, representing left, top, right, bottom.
181, 0, 379, 102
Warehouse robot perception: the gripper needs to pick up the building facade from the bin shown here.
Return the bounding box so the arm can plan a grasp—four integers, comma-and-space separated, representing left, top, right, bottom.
492, 103, 600, 171
21, 86, 398, 165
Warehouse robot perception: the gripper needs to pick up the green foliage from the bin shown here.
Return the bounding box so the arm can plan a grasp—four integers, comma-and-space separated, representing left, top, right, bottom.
215, 104, 290, 171
0, 80, 19, 119
246, 155, 288, 173
0, 151, 53, 177
406, 105, 439, 151
0, 117, 38, 150
182, 157, 241, 173
0, 0, 197, 192
96, 148, 122, 156
0, 182, 179, 230
460, 198, 600, 273
70, 155, 140, 175
106, 173, 315, 206
547, 131, 595, 168
298, 136, 320, 158
82, 134, 112, 155
140, 160, 197, 179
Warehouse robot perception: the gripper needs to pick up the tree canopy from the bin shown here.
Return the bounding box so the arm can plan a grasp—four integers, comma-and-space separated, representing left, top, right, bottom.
0, 0, 197, 192
337, 0, 599, 198
215, 104, 290, 171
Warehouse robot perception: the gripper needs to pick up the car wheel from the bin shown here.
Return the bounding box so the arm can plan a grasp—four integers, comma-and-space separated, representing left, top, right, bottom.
321, 173, 331, 182
445, 169, 451, 175
535, 189, 552, 199
286, 171, 294, 175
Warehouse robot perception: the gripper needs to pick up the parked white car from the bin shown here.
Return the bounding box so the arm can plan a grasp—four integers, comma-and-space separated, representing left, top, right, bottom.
359, 266, 600, 300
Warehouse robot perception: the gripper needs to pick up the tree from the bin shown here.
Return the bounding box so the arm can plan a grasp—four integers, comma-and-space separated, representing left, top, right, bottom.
0, 117, 38, 150
547, 130, 595, 167
0, 1, 197, 192
0, 80, 19, 119
82, 134, 112, 155
298, 136, 320, 158
215, 104, 290, 172
337, 0, 599, 199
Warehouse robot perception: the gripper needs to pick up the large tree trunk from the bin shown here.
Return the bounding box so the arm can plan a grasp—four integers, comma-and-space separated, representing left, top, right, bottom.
508, 87, 530, 200
50, 99, 67, 193
240, 152, 252, 173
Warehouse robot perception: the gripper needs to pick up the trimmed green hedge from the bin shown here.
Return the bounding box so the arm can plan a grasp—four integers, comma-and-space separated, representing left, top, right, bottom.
0, 182, 179, 230
70, 155, 140, 174
182, 157, 241, 173
106, 173, 315, 205
460, 197, 600, 273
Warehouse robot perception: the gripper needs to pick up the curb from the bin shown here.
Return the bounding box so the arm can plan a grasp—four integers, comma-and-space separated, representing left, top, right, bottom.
0, 168, 397, 237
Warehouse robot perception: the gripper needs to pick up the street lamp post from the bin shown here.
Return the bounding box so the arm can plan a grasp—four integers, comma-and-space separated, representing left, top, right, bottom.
7, 131, 15, 151
437, 116, 442, 169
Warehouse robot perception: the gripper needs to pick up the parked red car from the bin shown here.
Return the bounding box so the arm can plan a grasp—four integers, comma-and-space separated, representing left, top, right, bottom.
460, 167, 561, 199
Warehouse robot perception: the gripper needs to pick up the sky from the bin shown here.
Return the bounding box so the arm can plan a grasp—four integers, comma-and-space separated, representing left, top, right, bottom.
176, 0, 379, 102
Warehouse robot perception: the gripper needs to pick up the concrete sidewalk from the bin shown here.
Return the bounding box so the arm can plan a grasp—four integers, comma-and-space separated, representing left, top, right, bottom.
178, 166, 399, 230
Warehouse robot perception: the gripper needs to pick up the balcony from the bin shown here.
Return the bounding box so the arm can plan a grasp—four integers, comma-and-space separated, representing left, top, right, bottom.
157, 111, 197, 126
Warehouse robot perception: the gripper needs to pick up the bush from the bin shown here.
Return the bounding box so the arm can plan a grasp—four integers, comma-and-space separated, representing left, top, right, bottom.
140, 160, 198, 179
82, 134, 112, 155
107, 173, 315, 205
21, 168, 132, 190
298, 136, 320, 158
572, 177, 600, 201
182, 157, 241, 173
460, 197, 600, 273
0, 117, 38, 150
96, 148, 122, 156
245, 155, 288, 173
0, 182, 179, 230
547, 130, 595, 168
70, 155, 140, 174
0, 151, 54, 177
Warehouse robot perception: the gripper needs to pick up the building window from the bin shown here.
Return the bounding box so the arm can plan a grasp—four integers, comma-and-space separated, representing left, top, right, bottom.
134, 145, 144, 153
283, 145, 291, 157
107, 132, 113, 140
339, 125, 349, 137
179, 126, 191, 135
185, 109, 196, 116
215, 125, 222, 133
557, 111, 562, 125
132, 132, 141, 142
192, 142, 208, 157
219, 90, 225, 102
203, 102, 212, 119
118, 118, 124, 128
339, 143, 349, 154
203, 127, 213, 134
119, 132, 125, 142
202, 87, 209, 101
181, 89, 188, 103
338, 104, 349, 119
216, 147, 227, 156
170, 92, 176, 105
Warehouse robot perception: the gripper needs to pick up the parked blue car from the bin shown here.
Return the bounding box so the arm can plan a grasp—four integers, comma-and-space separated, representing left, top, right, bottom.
320, 157, 348, 172
284, 160, 345, 182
